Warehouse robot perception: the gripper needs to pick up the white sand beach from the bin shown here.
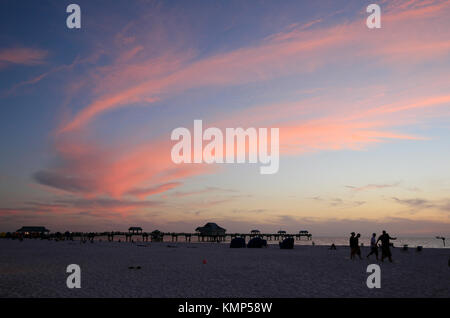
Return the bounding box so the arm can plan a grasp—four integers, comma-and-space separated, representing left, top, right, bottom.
1, 239, 449, 298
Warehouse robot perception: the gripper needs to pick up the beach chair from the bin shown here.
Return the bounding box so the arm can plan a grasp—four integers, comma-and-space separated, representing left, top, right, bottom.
279, 237, 294, 249
230, 237, 246, 248
247, 237, 267, 248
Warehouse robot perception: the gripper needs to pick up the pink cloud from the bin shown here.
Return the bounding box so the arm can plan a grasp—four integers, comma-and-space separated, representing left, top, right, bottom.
127, 182, 182, 199
55, 0, 450, 134
26, 0, 450, 219
34, 135, 215, 200
280, 119, 422, 155
0, 47, 47, 66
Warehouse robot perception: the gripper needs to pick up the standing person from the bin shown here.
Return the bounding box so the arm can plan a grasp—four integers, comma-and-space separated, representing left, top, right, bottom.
377, 230, 397, 262
355, 233, 362, 259
367, 233, 379, 260
349, 232, 357, 260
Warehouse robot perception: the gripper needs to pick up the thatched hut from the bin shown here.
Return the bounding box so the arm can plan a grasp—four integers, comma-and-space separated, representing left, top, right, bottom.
16, 226, 49, 237
128, 227, 142, 234
195, 223, 226, 236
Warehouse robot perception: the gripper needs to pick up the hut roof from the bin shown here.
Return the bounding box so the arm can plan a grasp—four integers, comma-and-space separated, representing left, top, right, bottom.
195, 222, 226, 233
16, 226, 49, 233
251, 229, 261, 233
128, 227, 142, 231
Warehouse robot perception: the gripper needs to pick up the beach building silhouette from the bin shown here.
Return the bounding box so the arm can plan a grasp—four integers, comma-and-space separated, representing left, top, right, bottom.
16, 226, 49, 237
125, 227, 143, 242
128, 227, 142, 234
277, 230, 286, 239
195, 222, 226, 241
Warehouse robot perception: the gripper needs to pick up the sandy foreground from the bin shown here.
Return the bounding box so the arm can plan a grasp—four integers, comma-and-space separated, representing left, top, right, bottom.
0, 239, 449, 298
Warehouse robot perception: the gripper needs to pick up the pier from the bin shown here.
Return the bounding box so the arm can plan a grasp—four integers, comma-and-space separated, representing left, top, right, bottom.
3, 230, 312, 243
5, 224, 312, 243
95, 231, 312, 243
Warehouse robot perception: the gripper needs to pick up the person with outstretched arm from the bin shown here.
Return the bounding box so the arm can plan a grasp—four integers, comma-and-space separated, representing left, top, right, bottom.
376, 230, 397, 262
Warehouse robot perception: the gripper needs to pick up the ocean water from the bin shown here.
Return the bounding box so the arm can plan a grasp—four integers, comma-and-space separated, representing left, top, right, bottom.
91, 235, 449, 248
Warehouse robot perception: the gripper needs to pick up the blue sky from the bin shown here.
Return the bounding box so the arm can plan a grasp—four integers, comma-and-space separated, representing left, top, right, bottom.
0, 0, 449, 236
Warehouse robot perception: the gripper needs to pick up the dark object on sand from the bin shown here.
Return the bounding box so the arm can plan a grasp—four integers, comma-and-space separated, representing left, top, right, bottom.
403, 244, 408, 251
417, 246, 423, 252
128, 266, 141, 270
230, 237, 246, 248
329, 243, 337, 250
247, 237, 267, 248
279, 237, 294, 249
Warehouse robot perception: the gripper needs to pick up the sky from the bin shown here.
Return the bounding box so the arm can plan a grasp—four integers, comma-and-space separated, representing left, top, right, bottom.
0, 0, 449, 236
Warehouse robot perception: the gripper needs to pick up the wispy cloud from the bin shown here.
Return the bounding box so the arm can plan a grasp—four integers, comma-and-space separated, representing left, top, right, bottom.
54, 0, 450, 134
346, 182, 400, 192
0, 197, 162, 219
310, 196, 366, 208
171, 187, 238, 198
0, 47, 48, 67
392, 197, 435, 210
32, 137, 214, 198
3, 0, 448, 230
127, 182, 182, 199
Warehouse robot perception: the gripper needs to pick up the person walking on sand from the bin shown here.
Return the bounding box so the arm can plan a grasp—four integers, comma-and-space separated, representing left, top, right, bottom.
349, 232, 357, 260
366, 233, 379, 260
377, 230, 397, 262
355, 233, 362, 259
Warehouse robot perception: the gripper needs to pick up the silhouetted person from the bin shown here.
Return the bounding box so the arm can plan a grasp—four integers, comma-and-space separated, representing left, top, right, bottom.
349, 232, 358, 260
437, 236, 446, 247
366, 233, 379, 260
377, 230, 396, 262
354, 233, 362, 259
329, 243, 337, 250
